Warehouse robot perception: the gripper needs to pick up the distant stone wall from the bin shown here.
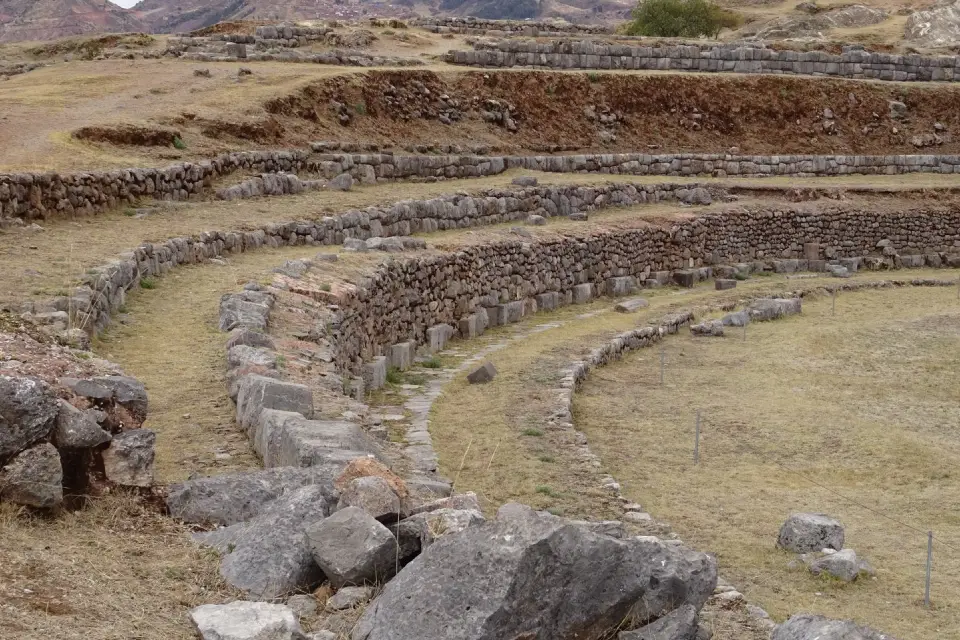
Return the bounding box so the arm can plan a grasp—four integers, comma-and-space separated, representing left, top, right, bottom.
6, 149, 960, 221
333, 205, 960, 372
449, 41, 960, 82
414, 17, 615, 37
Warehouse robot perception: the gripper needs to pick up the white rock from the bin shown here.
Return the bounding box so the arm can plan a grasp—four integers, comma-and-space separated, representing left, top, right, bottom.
190, 601, 305, 640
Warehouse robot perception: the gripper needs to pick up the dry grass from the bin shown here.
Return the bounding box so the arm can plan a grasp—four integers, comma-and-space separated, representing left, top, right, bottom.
0, 494, 234, 640
576, 286, 960, 640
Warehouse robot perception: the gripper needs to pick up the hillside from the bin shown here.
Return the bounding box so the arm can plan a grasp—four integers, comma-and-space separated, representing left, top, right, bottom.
0, 0, 146, 43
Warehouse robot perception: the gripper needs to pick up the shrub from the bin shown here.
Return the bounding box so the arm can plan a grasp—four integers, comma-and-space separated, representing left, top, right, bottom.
386, 367, 403, 385
172, 136, 187, 150
139, 277, 157, 289
421, 356, 443, 369
522, 428, 544, 437
624, 0, 742, 38
586, 71, 601, 82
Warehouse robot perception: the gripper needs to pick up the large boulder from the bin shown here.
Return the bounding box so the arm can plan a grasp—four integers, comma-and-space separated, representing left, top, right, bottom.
353, 503, 717, 640
619, 604, 698, 640
0, 442, 63, 508
0, 375, 58, 460
167, 466, 339, 526
190, 601, 307, 640
52, 400, 111, 449
101, 429, 155, 487
306, 506, 397, 589
200, 485, 333, 599
905, 1, 960, 48
236, 377, 314, 433
337, 476, 402, 521
773, 613, 897, 640
777, 513, 844, 553
747, 298, 801, 322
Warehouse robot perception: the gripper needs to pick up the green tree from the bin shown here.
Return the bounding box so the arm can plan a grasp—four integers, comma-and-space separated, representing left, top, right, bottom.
624, 0, 742, 38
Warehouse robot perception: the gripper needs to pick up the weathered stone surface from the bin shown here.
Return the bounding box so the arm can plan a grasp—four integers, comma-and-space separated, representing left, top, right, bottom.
427, 323, 455, 352
715, 279, 737, 290
527, 214, 547, 226
219, 291, 273, 332
691, 320, 724, 337
52, 399, 111, 449
327, 585, 374, 611
615, 297, 649, 313
466, 362, 497, 384
286, 594, 317, 618
403, 507, 487, 549
204, 485, 333, 599
406, 491, 482, 517
236, 375, 314, 432
777, 513, 844, 553
0, 442, 63, 508
572, 283, 594, 304
807, 549, 874, 582
226, 328, 277, 351
772, 613, 897, 640
387, 342, 415, 371
619, 604, 698, 640
511, 176, 538, 187
607, 276, 637, 296
167, 467, 339, 526
353, 503, 716, 640
254, 410, 379, 469
190, 601, 306, 640
673, 270, 697, 288
94, 375, 149, 422
306, 506, 397, 588
101, 429, 155, 487
720, 310, 750, 327
329, 173, 354, 191
337, 476, 402, 520
228, 345, 277, 370
0, 375, 58, 460
747, 298, 802, 322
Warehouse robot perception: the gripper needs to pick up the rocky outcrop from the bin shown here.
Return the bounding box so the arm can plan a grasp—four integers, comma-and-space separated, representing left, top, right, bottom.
773, 613, 898, 640
905, 1, 960, 48
354, 503, 717, 640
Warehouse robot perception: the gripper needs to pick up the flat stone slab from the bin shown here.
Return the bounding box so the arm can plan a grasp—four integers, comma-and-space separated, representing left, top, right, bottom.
614, 298, 649, 313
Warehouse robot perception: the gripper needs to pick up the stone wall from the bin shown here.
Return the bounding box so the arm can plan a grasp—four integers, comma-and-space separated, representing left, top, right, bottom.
449, 41, 960, 82
7, 150, 960, 221
333, 205, 960, 372
413, 17, 615, 37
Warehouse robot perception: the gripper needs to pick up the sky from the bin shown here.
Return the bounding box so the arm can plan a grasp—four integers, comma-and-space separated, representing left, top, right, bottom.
111, 0, 139, 7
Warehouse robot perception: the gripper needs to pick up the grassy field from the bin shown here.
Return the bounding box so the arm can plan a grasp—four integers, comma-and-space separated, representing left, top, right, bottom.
576, 286, 960, 639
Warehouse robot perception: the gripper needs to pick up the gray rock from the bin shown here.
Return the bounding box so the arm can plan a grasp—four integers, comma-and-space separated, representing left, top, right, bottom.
510, 226, 532, 238
0, 375, 58, 459
511, 176, 538, 187
275, 260, 311, 278
62, 377, 112, 401
615, 297, 649, 313
720, 310, 750, 327
286, 594, 318, 618
94, 375, 148, 422
406, 491, 482, 517
527, 214, 547, 226
673, 270, 697, 288
228, 345, 277, 370
0, 442, 63, 508
236, 375, 314, 433
569, 212, 588, 221
167, 466, 339, 526
772, 613, 897, 640
619, 604, 698, 640
210, 485, 332, 599
52, 399, 111, 449
747, 298, 802, 322
101, 429, 155, 487
403, 507, 486, 549
353, 503, 716, 640
466, 362, 497, 384
308, 633, 336, 640
337, 476, 402, 520
808, 549, 873, 582
219, 291, 274, 332
329, 173, 354, 191
306, 506, 397, 588
366, 237, 406, 252
226, 328, 276, 351
715, 279, 737, 290
691, 320, 724, 337
190, 601, 307, 640
777, 513, 844, 553
327, 585, 373, 611
679, 188, 712, 205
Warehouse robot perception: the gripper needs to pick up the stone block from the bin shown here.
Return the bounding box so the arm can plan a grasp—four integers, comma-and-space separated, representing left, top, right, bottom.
572, 283, 594, 304
535, 292, 560, 311
427, 324, 455, 352
236, 375, 314, 432
387, 342, 415, 371
467, 362, 497, 384
673, 270, 698, 288
305, 506, 397, 588
777, 513, 844, 553
605, 276, 637, 297
498, 301, 525, 324
458, 314, 481, 339
803, 242, 821, 261
0, 442, 63, 508
102, 429, 155, 488
715, 279, 737, 290
614, 298, 649, 313
363, 356, 387, 391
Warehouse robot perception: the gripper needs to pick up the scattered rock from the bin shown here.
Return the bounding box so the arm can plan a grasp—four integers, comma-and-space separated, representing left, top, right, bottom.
569, 212, 588, 221
337, 475, 402, 520
193, 68, 211, 77
747, 298, 802, 322
101, 429, 155, 487
807, 548, 875, 582
305, 506, 397, 588
715, 279, 737, 290
327, 585, 373, 611
353, 503, 716, 640
466, 362, 497, 384
286, 594, 318, 618
615, 298, 650, 313
619, 603, 698, 639
190, 601, 305, 640
691, 320, 724, 337
511, 176, 538, 187
777, 513, 844, 553
0, 375, 58, 459
772, 613, 896, 640
526, 214, 547, 226
678, 187, 712, 206
0, 442, 63, 508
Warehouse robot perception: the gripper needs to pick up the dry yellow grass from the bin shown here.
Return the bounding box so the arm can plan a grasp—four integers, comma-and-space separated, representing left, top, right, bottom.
577, 286, 960, 639
0, 494, 234, 640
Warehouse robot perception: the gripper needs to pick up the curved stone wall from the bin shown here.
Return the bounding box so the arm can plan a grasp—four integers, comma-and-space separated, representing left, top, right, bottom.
450, 41, 960, 82
333, 205, 960, 373
6, 149, 960, 222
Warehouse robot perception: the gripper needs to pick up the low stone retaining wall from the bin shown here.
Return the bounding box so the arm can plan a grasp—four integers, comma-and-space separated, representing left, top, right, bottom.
413, 17, 615, 37
450, 41, 960, 82
333, 205, 960, 373
9, 149, 960, 222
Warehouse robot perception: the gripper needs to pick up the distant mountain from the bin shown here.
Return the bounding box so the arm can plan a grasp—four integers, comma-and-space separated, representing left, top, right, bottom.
0, 0, 147, 43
